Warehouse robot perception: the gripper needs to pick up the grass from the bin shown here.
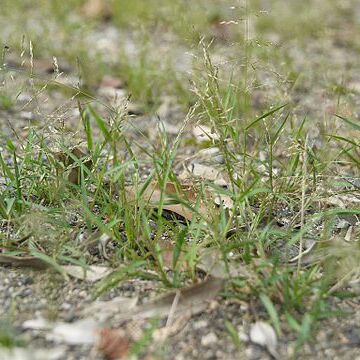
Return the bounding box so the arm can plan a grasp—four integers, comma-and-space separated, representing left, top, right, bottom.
0, 321, 24, 348
0, 0, 360, 357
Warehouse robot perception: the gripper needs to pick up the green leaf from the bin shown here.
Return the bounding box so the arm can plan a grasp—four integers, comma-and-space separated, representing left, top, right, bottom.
296, 313, 313, 347
336, 114, 360, 131
89, 105, 111, 142
245, 104, 288, 131
173, 227, 187, 269
259, 293, 282, 335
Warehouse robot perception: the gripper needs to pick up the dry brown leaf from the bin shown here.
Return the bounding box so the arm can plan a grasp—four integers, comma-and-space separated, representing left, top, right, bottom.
89, 278, 223, 326
157, 238, 176, 269
125, 181, 212, 221
326, 194, 360, 207
0, 254, 49, 269
0, 255, 111, 282
126, 277, 224, 321
98, 328, 131, 360
178, 164, 233, 210
55, 146, 92, 185
5, 54, 71, 75
63, 265, 112, 282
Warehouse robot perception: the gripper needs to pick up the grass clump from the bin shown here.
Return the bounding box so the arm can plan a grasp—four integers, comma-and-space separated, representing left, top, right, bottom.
0, 1, 359, 358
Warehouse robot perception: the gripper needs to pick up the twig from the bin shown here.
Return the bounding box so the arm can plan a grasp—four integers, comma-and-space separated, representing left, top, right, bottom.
297, 136, 308, 274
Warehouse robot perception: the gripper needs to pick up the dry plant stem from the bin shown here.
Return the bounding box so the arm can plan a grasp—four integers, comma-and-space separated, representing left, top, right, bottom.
297, 137, 308, 274
165, 290, 181, 328
29, 40, 34, 78
328, 268, 359, 294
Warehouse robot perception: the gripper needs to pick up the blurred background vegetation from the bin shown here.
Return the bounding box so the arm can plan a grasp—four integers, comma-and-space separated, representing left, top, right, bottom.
2, 0, 358, 114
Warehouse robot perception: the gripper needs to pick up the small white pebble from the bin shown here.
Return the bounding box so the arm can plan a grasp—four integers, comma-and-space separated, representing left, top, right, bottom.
61, 302, 72, 311
193, 320, 208, 330
201, 332, 218, 346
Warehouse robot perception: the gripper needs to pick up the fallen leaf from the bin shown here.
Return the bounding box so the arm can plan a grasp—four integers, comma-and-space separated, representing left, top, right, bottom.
23, 317, 99, 345
55, 146, 92, 185
23, 280, 223, 354
98, 328, 130, 360
126, 277, 224, 322
86, 277, 224, 325
325, 194, 360, 207
178, 164, 233, 209
0, 254, 49, 269
157, 238, 177, 269
125, 181, 212, 221
0, 254, 112, 282
5, 54, 71, 75
327, 195, 345, 208
63, 265, 112, 282
249, 321, 278, 359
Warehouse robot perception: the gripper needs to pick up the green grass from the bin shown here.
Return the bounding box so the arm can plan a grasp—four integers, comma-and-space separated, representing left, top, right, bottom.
0, 0, 359, 357
0, 322, 24, 348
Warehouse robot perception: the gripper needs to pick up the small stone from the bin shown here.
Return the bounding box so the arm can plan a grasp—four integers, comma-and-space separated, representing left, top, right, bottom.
64, 310, 77, 322
78, 290, 87, 299
23, 276, 34, 286
201, 332, 218, 346
19, 111, 34, 120
193, 320, 208, 330
61, 302, 72, 311
19, 288, 33, 298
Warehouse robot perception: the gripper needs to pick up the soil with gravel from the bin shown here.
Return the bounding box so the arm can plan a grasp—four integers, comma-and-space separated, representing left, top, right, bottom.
1, 3, 360, 359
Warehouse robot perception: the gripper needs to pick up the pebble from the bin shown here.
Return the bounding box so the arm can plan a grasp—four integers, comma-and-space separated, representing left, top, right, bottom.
201, 332, 218, 346
23, 276, 34, 285
194, 319, 208, 330
19, 288, 33, 298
